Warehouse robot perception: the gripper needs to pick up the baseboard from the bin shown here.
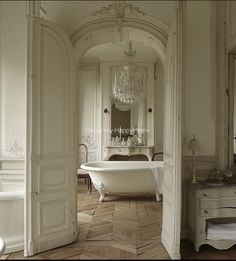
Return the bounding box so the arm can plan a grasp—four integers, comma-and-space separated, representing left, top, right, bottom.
4, 240, 24, 254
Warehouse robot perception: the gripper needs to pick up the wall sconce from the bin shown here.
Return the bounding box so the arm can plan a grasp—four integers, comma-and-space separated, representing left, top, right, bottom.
148, 108, 152, 113
104, 108, 109, 113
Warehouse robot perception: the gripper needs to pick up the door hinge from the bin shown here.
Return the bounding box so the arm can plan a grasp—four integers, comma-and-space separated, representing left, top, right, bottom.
30, 190, 38, 196
31, 154, 39, 160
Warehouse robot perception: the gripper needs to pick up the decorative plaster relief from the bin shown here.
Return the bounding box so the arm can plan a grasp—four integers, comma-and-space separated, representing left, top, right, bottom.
93, 1, 145, 20
7, 140, 24, 157
0, 140, 24, 159
80, 134, 97, 150
84, 34, 94, 48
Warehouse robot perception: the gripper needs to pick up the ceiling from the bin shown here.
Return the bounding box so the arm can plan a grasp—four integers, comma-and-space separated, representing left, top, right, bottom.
41, 0, 176, 33
81, 41, 159, 63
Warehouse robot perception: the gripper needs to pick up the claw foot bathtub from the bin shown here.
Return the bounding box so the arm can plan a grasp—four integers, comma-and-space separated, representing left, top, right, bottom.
81, 161, 163, 202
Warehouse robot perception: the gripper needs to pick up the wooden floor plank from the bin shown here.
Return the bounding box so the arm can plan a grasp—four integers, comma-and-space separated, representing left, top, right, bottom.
6, 183, 168, 260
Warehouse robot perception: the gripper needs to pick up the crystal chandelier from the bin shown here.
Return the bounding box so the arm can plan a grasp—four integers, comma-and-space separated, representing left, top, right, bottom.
112, 42, 147, 105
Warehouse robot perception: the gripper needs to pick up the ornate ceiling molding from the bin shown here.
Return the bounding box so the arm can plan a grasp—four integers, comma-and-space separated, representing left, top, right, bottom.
70, 3, 169, 67
70, 2, 169, 51
69, 0, 170, 48
93, 1, 145, 20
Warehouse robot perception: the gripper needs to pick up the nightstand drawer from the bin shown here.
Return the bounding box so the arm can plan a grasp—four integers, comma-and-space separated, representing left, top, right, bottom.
199, 188, 236, 199
200, 207, 236, 217
200, 198, 236, 209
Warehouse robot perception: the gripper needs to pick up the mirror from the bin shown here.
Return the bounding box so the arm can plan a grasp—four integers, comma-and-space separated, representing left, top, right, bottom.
110, 65, 147, 147
111, 102, 131, 141
111, 99, 147, 146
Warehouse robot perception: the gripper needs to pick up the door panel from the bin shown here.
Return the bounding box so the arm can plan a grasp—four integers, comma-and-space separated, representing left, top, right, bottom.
161, 8, 182, 260
40, 27, 69, 157
25, 17, 77, 256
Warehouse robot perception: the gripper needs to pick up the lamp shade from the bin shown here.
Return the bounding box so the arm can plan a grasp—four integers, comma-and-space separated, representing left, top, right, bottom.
187, 135, 200, 152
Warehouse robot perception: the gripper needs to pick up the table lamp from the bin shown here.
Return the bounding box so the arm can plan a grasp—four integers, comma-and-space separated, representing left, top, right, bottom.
188, 135, 200, 184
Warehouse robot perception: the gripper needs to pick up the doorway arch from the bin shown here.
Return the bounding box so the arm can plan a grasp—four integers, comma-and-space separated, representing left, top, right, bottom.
72, 12, 183, 259
71, 21, 167, 67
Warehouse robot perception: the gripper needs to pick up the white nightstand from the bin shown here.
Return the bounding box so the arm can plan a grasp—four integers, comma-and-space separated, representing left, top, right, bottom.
187, 183, 236, 251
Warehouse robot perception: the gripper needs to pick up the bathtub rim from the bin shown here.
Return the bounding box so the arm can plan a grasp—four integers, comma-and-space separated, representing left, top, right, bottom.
0, 190, 24, 254
81, 160, 163, 172
0, 191, 24, 200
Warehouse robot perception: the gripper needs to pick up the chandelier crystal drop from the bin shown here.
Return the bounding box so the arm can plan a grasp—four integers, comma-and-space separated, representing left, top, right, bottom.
112, 42, 147, 105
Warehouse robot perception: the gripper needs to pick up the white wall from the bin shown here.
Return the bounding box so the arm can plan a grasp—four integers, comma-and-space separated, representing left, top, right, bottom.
183, 1, 215, 157
182, 0, 236, 239
77, 64, 101, 166
0, 1, 27, 191
181, 1, 217, 238
0, 1, 27, 159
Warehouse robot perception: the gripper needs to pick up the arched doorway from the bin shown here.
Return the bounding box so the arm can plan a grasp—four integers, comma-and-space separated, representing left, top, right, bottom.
73, 15, 182, 259
25, 3, 183, 259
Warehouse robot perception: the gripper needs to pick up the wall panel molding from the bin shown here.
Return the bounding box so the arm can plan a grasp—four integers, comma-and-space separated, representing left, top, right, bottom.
0, 160, 24, 192
0, 159, 25, 171
0, 158, 25, 191
78, 63, 100, 164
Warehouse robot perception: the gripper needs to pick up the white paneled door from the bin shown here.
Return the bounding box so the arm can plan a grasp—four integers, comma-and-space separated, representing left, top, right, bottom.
161, 7, 183, 260
25, 17, 77, 256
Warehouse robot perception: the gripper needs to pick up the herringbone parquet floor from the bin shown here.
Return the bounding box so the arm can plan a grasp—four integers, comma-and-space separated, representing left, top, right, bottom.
3, 182, 169, 260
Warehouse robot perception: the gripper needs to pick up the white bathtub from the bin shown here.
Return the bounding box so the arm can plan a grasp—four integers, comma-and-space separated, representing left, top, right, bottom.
0, 191, 24, 254
81, 161, 163, 202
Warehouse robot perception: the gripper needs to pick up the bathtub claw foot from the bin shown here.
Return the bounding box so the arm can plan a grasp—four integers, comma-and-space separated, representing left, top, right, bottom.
99, 195, 105, 202
94, 182, 106, 202
156, 193, 162, 202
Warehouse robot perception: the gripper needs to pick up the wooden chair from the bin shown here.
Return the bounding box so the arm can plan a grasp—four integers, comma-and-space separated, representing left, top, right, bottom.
77, 143, 92, 193
152, 152, 164, 161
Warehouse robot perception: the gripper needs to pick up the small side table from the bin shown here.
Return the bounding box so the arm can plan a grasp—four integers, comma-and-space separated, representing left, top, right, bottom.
187, 182, 236, 251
